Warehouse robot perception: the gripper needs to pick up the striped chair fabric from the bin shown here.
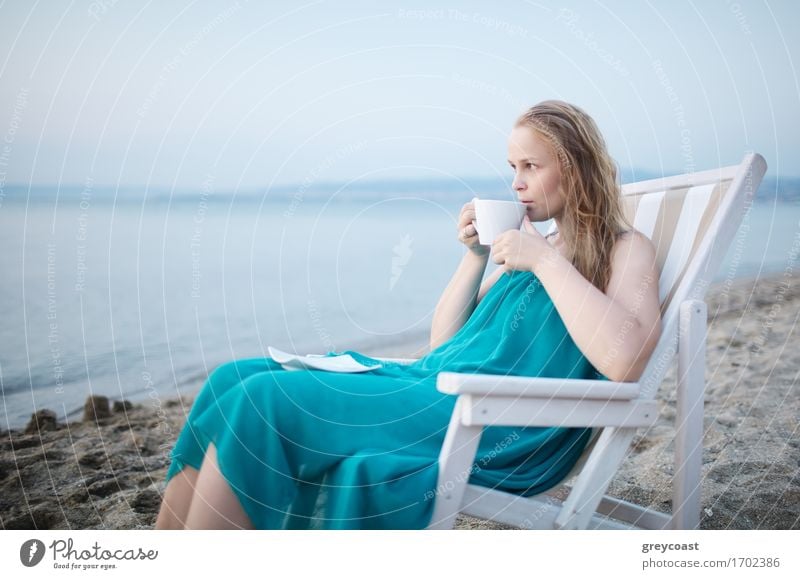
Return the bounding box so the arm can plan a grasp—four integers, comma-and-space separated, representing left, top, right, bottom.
546, 177, 735, 315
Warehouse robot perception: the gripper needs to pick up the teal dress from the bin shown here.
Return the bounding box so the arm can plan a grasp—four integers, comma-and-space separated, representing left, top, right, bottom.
165, 269, 608, 529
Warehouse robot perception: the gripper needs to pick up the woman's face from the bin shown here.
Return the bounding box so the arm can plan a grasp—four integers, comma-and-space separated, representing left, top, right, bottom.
507, 125, 566, 222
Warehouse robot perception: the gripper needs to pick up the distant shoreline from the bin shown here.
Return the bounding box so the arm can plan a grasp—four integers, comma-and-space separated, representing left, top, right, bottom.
2, 174, 798, 203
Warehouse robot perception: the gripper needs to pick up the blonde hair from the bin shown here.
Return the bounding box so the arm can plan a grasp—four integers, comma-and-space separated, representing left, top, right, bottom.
515, 100, 632, 293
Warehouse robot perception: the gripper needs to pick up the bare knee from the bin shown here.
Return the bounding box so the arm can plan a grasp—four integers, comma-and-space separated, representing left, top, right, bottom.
183, 443, 254, 530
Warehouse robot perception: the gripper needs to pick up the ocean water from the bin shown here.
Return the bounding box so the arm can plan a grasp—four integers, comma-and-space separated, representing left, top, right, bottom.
1, 193, 798, 429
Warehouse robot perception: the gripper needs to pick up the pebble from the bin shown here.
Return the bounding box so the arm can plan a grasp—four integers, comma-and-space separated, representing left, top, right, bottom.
24, 409, 58, 434
113, 400, 134, 413
83, 396, 111, 422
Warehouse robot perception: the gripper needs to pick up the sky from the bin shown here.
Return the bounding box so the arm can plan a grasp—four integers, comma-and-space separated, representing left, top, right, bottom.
0, 0, 797, 193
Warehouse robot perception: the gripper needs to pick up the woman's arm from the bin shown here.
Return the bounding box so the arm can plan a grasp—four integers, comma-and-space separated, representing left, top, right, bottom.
531, 231, 662, 382
430, 251, 491, 350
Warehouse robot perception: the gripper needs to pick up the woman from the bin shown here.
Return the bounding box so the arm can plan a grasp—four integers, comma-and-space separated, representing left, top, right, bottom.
155, 100, 662, 530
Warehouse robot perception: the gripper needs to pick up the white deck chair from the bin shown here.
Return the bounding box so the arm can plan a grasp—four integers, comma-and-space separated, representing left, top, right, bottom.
374, 152, 767, 530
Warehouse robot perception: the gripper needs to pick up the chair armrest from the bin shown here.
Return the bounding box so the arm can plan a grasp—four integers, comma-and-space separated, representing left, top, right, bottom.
436, 371, 640, 400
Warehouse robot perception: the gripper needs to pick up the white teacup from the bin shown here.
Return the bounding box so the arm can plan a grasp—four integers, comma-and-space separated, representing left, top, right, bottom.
471, 197, 527, 245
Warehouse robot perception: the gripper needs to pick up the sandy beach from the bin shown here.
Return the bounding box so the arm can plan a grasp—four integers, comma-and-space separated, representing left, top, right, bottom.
1, 271, 798, 530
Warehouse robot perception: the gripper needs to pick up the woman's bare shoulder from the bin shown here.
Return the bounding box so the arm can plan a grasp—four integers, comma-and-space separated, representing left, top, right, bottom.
613, 228, 657, 258
608, 227, 660, 295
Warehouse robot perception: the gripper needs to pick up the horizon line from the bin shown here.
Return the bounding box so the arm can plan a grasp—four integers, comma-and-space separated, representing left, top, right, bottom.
1, 170, 796, 195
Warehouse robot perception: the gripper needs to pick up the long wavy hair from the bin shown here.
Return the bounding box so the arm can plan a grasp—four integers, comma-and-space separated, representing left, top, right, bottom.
515, 100, 632, 293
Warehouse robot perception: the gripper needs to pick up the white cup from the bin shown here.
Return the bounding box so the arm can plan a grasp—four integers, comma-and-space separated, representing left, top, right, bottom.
471, 197, 527, 245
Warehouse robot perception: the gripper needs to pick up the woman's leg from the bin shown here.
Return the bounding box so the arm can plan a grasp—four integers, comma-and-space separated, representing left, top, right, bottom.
156, 358, 279, 529
183, 442, 254, 530
154, 466, 199, 529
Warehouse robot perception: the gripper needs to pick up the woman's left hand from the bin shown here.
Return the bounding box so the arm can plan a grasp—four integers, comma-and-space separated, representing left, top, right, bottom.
491, 215, 550, 273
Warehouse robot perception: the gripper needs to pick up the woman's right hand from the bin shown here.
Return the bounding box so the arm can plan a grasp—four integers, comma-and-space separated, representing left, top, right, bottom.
457, 201, 489, 257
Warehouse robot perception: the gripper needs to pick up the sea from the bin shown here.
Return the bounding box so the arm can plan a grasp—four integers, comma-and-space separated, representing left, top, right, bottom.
1, 187, 798, 429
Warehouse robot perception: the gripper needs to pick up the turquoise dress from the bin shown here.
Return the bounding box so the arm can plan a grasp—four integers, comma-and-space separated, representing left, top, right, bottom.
165, 269, 608, 529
